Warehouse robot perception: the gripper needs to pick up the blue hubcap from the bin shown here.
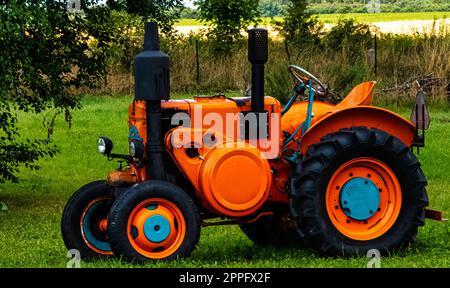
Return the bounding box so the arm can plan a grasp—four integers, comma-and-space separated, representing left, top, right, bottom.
82, 202, 111, 252
143, 215, 171, 243
340, 177, 380, 221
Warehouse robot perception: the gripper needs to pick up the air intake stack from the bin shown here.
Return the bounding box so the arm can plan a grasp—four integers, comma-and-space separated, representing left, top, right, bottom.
248, 28, 268, 113
247, 28, 269, 139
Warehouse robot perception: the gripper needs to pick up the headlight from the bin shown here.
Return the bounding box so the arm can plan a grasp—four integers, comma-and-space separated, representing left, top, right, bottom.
129, 141, 144, 158
98, 136, 113, 155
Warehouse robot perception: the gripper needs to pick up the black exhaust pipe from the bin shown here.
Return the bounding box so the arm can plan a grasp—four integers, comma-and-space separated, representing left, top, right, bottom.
248, 28, 269, 138
134, 22, 170, 180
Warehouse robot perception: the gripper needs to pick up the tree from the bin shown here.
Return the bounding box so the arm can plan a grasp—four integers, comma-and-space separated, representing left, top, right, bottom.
180, 7, 199, 19
276, 0, 322, 46
105, 0, 184, 35
195, 0, 261, 55
0, 1, 100, 183
259, 0, 288, 17
0, 0, 182, 183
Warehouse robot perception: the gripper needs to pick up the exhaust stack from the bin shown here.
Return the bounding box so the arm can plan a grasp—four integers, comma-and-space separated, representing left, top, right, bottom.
135, 22, 170, 101
134, 22, 169, 180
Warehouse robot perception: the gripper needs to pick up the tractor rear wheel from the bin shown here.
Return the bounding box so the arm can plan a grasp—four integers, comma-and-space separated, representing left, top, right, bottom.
239, 209, 303, 247
107, 180, 200, 263
290, 127, 428, 256
61, 181, 115, 259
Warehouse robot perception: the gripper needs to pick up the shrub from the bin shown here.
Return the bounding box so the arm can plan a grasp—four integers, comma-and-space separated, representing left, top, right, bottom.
195, 0, 261, 55
322, 18, 374, 58
276, 0, 323, 47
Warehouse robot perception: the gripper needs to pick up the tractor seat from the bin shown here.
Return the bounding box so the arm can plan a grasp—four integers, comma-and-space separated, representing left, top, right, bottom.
335, 81, 376, 109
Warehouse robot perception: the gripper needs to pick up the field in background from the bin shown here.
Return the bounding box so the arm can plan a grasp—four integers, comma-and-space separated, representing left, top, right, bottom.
0, 95, 449, 268
176, 11, 450, 26
316, 11, 450, 23
104, 26, 450, 106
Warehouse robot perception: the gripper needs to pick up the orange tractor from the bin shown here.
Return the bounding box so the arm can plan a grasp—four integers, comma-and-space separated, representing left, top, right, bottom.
62, 23, 440, 263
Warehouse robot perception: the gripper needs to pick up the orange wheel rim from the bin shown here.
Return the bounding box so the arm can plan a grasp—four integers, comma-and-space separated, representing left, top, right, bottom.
80, 197, 113, 255
326, 157, 402, 241
127, 198, 186, 259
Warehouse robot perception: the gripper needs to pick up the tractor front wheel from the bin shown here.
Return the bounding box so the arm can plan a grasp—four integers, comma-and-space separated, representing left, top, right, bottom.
290, 127, 428, 256
61, 181, 115, 259
107, 180, 200, 263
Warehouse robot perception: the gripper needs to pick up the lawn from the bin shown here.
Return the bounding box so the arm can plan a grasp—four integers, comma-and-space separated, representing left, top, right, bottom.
175, 11, 450, 26
0, 94, 449, 268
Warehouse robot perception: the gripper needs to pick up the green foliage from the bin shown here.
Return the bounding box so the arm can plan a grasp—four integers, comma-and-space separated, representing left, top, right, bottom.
195, 0, 261, 55
105, 0, 183, 34
0, 0, 182, 183
259, 0, 289, 17
266, 17, 375, 104
307, 0, 450, 14
258, 0, 450, 16
328, 62, 369, 95
180, 7, 199, 19
0, 1, 104, 183
275, 0, 322, 46
265, 50, 292, 104
322, 18, 373, 56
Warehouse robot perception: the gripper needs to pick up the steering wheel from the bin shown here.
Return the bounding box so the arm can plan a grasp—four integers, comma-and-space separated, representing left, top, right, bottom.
288, 64, 328, 98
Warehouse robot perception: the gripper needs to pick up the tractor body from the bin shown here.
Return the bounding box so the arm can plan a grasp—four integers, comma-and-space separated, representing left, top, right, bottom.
61, 23, 439, 263
115, 83, 417, 219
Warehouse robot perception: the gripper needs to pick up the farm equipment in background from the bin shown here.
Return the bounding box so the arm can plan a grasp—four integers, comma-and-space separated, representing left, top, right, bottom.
62, 23, 443, 263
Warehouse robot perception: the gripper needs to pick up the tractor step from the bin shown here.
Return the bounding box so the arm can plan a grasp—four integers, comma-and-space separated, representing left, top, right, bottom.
424, 209, 448, 222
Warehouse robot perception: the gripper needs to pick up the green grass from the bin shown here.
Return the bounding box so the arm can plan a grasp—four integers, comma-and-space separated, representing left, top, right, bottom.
175, 12, 450, 26
0, 94, 449, 268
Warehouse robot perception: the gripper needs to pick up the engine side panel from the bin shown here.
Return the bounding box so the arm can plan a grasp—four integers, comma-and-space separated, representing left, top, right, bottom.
163, 96, 285, 217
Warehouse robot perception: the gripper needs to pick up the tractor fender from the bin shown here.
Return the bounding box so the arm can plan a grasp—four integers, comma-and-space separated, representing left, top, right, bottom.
300, 106, 416, 155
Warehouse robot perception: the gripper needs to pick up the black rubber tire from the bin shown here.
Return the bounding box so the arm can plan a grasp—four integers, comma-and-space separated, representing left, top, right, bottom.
290, 127, 429, 256
239, 208, 303, 247
108, 180, 201, 263
61, 180, 115, 259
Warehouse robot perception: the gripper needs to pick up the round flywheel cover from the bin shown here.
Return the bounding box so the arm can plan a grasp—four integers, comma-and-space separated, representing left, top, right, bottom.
199, 142, 272, 217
